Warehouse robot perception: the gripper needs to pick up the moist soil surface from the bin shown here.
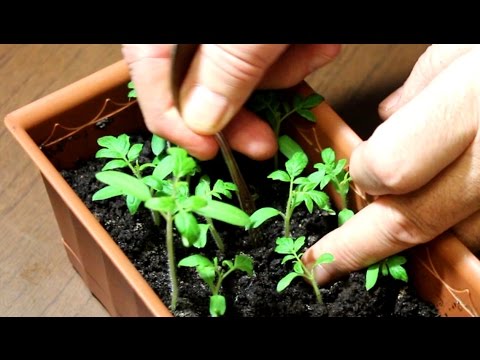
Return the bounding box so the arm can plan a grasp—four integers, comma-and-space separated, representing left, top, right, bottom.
61, 133, 438, 317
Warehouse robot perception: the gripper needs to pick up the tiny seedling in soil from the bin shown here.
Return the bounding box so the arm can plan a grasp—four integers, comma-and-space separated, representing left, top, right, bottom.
365, 255, 409, 291
92, 134, 250, 311
178, 253, 254, 317
275, 236, 333, 304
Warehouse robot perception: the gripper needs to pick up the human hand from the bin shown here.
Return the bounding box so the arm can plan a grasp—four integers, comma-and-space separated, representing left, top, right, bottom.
303, 44, 480, 285
122, 44, 341, 160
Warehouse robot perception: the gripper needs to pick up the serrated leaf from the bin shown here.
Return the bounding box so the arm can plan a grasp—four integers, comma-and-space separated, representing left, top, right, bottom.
386, 255, 407, 267
249, 207, 282, 229
174, 211, 199, 246
126, 194, 142, 215
95, 148, 123, 159
96, 171, 151, 201
195, 175, 211, 198
309, 190, 330, 209
92, 185, 124, 201
319, 174, 331, 190
293, 94, 302, 109
293, 177, 309, 185
281, 254, 295, 264
210, 295, 226, 317
234, 255, 253, 276
101, 159, 129, 171
178, 254, 213, 268
293, 261, 304, 274
168, 147, 197, 178
267, 170, 290, 182
277, 272, 301, 292
308, 169, 326, 187
297, 108, 316, 122
111, 134, 130, 156
193, 224, 209, 249
333, 159, 347, 175
142, 175, 163, 192
321, 147, 335, 164
338, 208, 354, 226
151, 134, 166, 156
302, 193, 314, 213
278, 135, 305, 160
314, 253, 334, 266
275, 237, 295, 255
152, 155, 174, 181
181, 196, 207, 212
194, 200, 251, 227
285, 152, 308, 178
366, 263, 380, 291
212, 180, 236, 199
293, 236, 306, 253
389, 264, 408, 282
144, 196, 176, 213
302, 93, 324, 108
127, 143, 143, 161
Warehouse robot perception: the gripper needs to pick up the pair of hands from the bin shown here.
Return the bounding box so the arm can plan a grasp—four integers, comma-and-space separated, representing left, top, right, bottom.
123, 44, 480, 286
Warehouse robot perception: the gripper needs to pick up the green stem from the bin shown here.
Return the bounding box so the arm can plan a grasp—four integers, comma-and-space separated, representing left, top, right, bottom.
206, 217, 224, 252
294, 253, 323, 305
284, 180, 295, 238
165, 212, 178, 310
214, 267, 235, 296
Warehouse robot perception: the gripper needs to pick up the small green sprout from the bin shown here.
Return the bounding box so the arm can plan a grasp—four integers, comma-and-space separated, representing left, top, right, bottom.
92, 134, 251, 311
249, 150, 332, 237
365, 255, 409, 291
178, 254, 254, 317
275, 236, 333, 304
249, 90, 324, 168
127, 81, 137, 99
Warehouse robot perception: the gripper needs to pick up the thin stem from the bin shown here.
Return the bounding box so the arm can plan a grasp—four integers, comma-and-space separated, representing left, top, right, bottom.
206, 217, 224, 252
294, 252, 323, 305
165, 212, 178, 311
284, 180, 295, 238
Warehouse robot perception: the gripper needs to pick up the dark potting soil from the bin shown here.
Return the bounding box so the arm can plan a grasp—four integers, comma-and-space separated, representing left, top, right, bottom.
61, 133, 438, 317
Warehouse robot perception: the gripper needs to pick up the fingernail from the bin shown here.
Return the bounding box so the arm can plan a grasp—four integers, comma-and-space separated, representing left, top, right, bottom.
379, 86, 403, 112
181, 85, 230, 135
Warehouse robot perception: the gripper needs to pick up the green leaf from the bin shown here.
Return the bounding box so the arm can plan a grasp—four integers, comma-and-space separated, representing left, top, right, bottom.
285, 152, 309, 178
381, 262, 389, 276
302, 93, 324, 108
300, 193, 314, 213
194, 200, 251, 227
95, 148, 123, 159
174, 211, 199, 247
138, 163, 155, 172
386, 255, 407, 267
195, 175, 211, 198
152, 155, 174, 181
193, 224, 209, 249
388, 264, 408, 282
128, 81, 135, 89
212, 180, 237, 199
198, 265, 216, 288
267, 170, 290, 182
278, 135, 305, 160
321, 147, 335, 164
309, 190, 330, 209
307, 169, 326, 187
338, 208, 355, 226
222, 260, 234, 270
293, 94, 302, 109
181, 196, 207, 212
366, 263, 380, 291
281, 254, 295, 264
145, 196, 176, 213
233, 255, 254, 276
277, 272, 301, 292
293, 236, 306, 253
333, 159, 347, 175
293, 261, 304, 274
92, 185, 124, 201
98, 134, 130, 156
297, 108, 316, 122
249, 207, 282, 229
128, 89, 137, 98
142, 175, 164, 192
168, 147, 197, 178
275, 237, 295, 255
319, 174, 331, 190
178, 254, 213, 268
101, 159, 129, 171
210, 295, 226, 317
95, 171, 151, 202
127, 143, 143, 162
151, 134, 166, 156
126, 194, 141, 215
314, 253, 334, 266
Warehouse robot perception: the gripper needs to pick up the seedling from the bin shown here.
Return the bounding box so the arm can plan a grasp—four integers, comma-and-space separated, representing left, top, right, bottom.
92, 134, 251, 311
249, 90, 324, 168
249, 149, 333, 237
178, 253, 254, 317
275, 236, 333, 304
365, 255, 408, 291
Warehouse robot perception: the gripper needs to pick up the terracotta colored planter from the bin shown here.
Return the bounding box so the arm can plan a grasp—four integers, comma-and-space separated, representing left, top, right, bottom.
5, 60, 480, 317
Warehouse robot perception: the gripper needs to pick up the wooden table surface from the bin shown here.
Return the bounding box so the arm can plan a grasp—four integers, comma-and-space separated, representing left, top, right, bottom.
0, 44, 429, 316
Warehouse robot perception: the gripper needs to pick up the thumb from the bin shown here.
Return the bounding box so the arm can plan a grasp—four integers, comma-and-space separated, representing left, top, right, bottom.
179, 44, 289, 135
